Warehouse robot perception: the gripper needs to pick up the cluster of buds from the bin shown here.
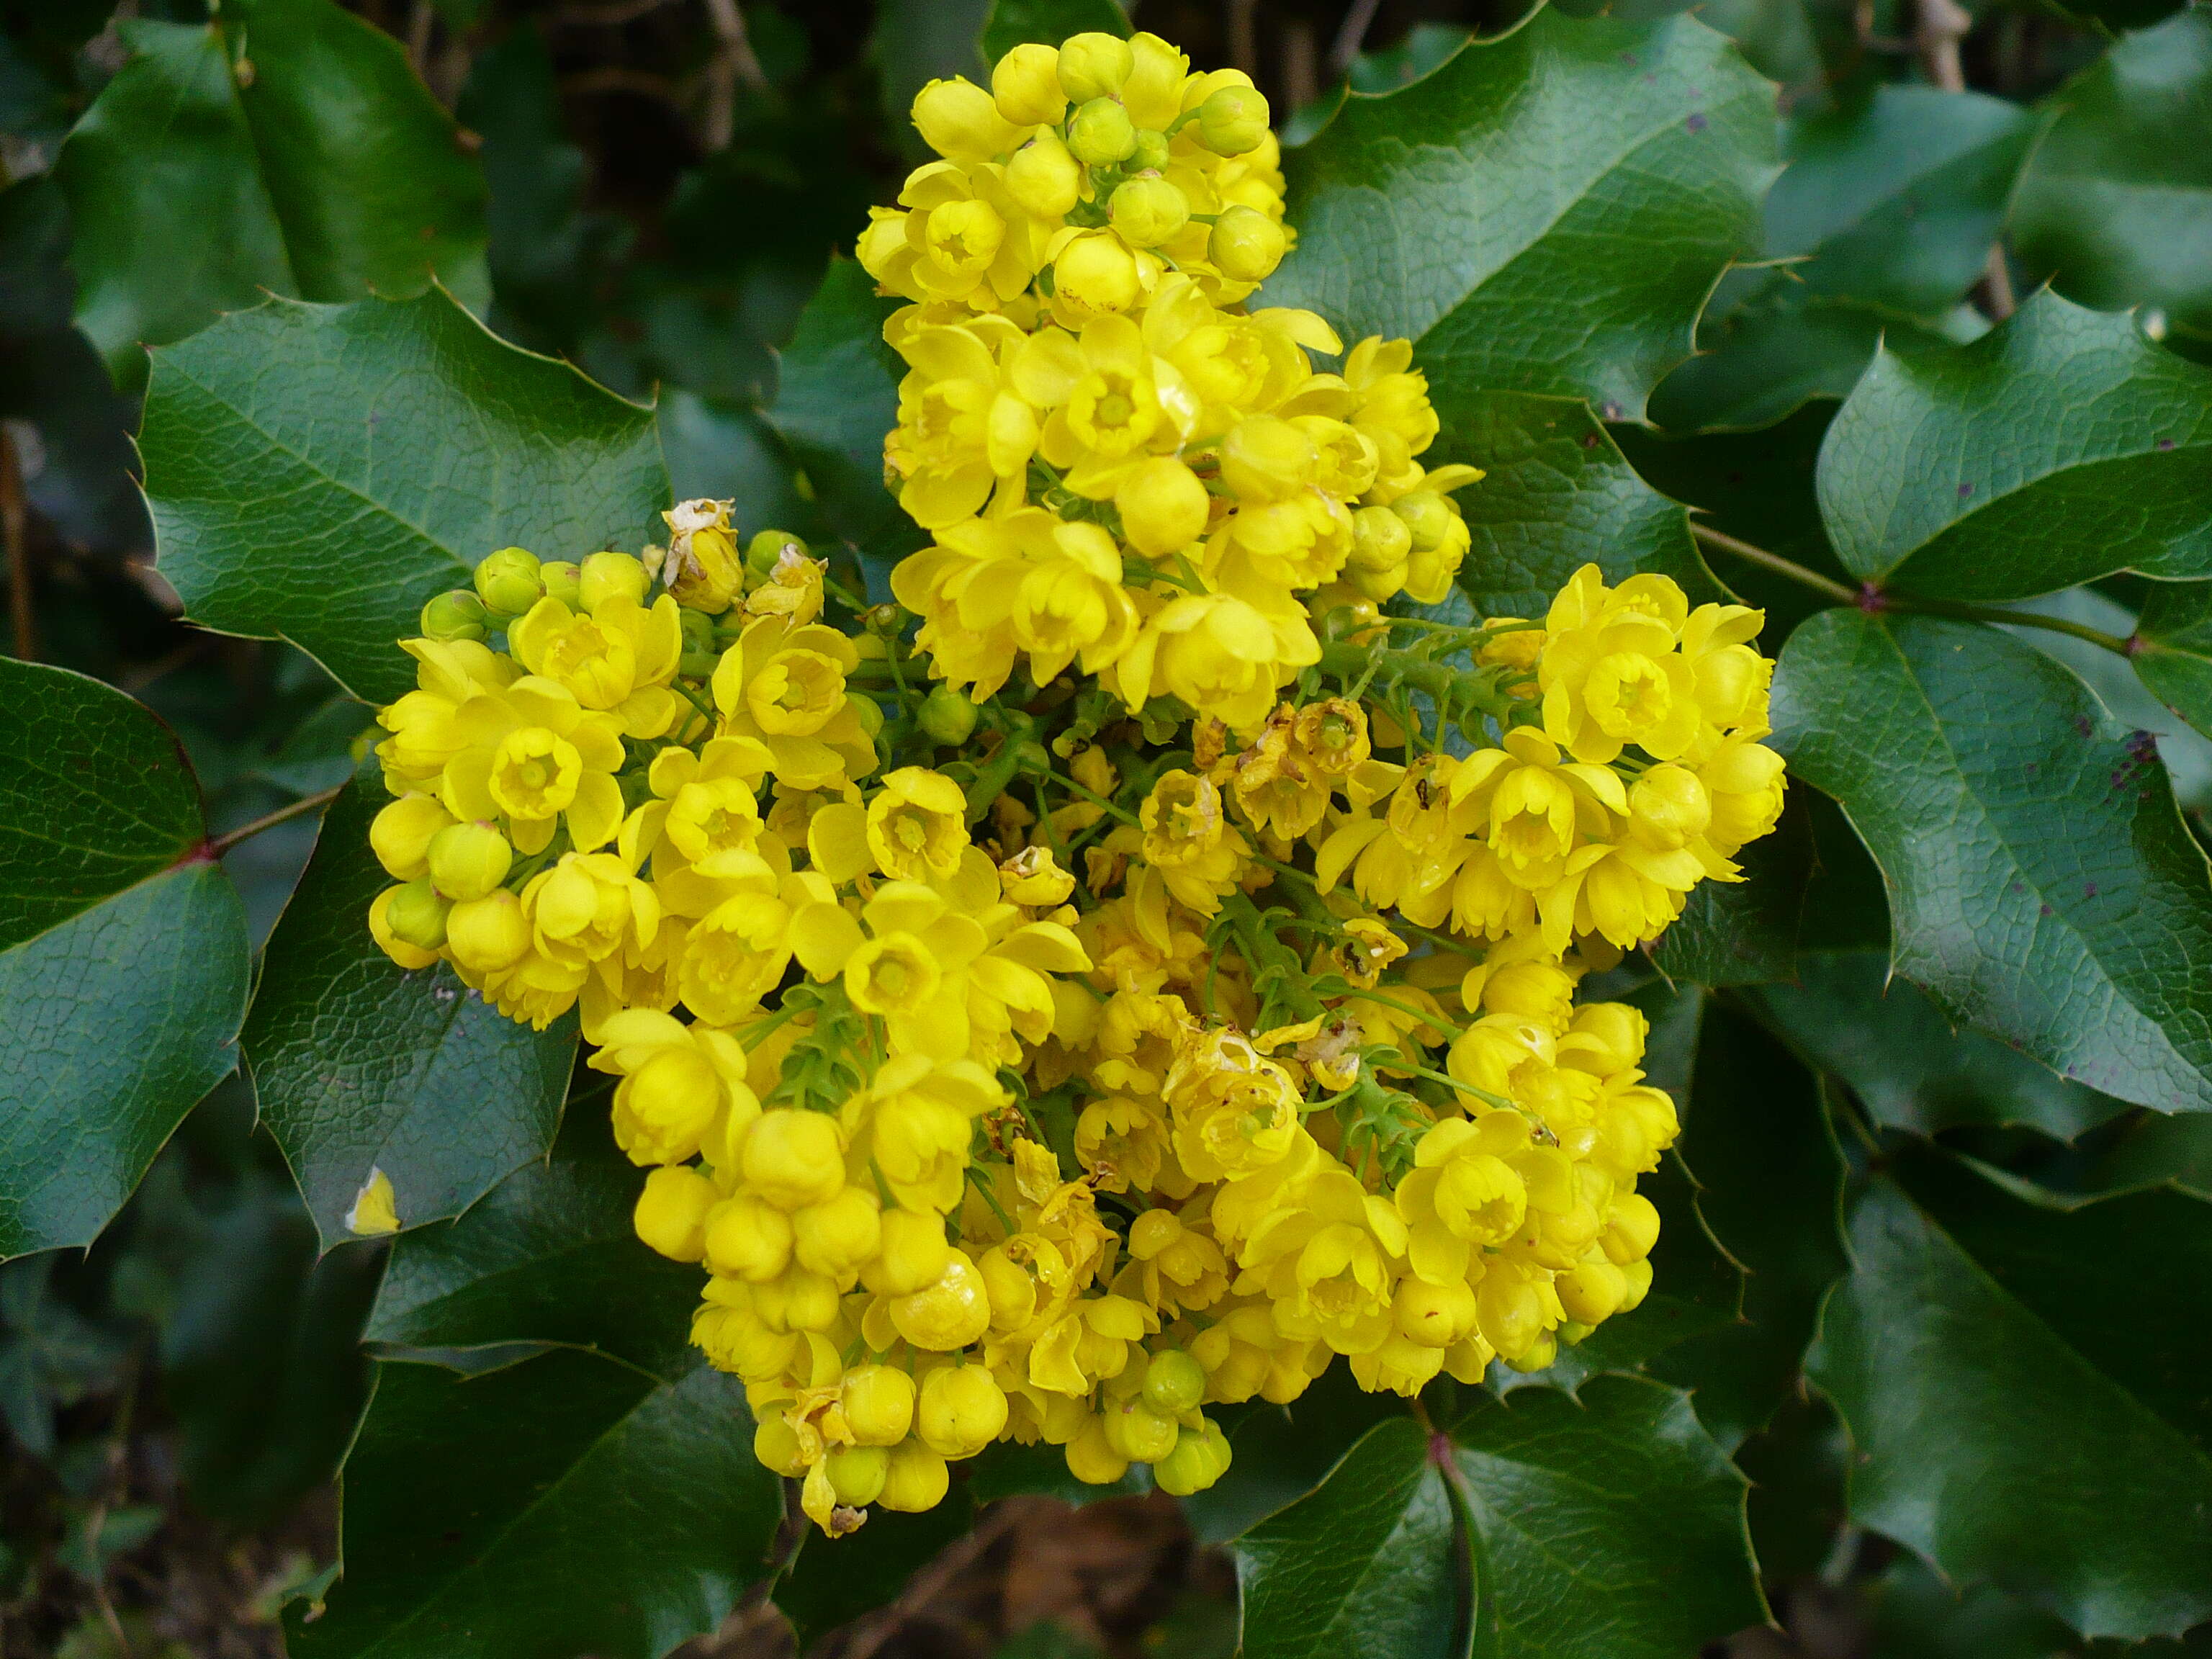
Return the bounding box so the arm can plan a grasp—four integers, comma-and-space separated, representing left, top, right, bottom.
361, 28, 1788, 1541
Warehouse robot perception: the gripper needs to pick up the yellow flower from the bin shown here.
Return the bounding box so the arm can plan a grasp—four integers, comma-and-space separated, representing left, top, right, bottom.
711, 616, 876, 788
1538, 565, 1702, 765
866, 766, 970, 881
1137, 770, 1247, 916
1110, 588, 1320, 734
842, 1053, 1007, 1214
1394, 1112, 1532, 1285
589, 1009, 757, 1166
1164, 1025, 1300, 1182
433, 678, 627, 855
507, 592, 683, 739
858, 163, 1048, 312
886, 316, 1039, 527
657, 498, 742, 613
676, 861, 811, 1025
522, 851, 660, 970
1236, 1165, 1406, 1356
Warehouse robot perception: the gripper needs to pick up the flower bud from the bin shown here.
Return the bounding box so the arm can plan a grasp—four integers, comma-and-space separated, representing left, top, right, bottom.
842, 1364, 917, 1447
1053, 232, 1142, 316
866, 1208, 952, 1296
877, 1441, 950, 1511
992, 42, 1066, 125
1220, 415, 1315, 502
792, 1185, 882, 1277
446, 889, 528, 973
579, 550, 649, 613
385, 878, 451, 951
1064, 1414, 1129, 1485
745, 529, 805, 580
420, 588, 487, 642
1128, 127, 1170, 171
705, 1195, 793, 1282
1197, 84, 1269, 155
742, 1109, 845, 1210
1628, 765, 1712, 850
1604, 1192, 1662, 1264
1391, 491, 1455, 552
1115, 457, 1210, 556
1107, 176, 1189, 248
1139, 1348, 1205, 1416
539, 559, 583, 609
826, 1444, 889, 1507
1151, 1422, 1226, 1496
426, 821, 512, 902
369, 886, 439, 970
369, 794, 456, 881
1102, 1396, 1177, 1463
917, 684, 980, 745
917, 1364, 1007, 1458
1208, 204, 1286, 283
1056, 32, 1133, 102
669, 528, 741, 615
1005, 131, 1083, 218
633, 1165, 716, 1262
754, 1414, 808, 1478
474, 546, 543, 617
1349, 504, 1413, 573
890, 1250, 991, 1350
1558, 1258, 1629, 1325
1393, 1275, 1475, 1347
1066, 95, 1137, 166
913, 76, 1017, 161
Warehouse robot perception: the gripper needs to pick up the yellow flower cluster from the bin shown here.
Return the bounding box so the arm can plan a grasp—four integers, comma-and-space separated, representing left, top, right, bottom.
867, 31, 1482, 735
359, 28, 1790, 1544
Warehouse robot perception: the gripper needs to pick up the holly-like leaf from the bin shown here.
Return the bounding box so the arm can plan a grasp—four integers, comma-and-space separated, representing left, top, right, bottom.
1647, 787, 1812, 986
1234, 1377, 1761, 1659
245, 768, 575, 1249
1771, 610, 2212, 1112
1751, 950, 2132, 1142
2132, 580, 2212, 739
1815, 291, 2212, 601
1811, 1143, 2212, 1642
292, 1350, 781, 1659
364, 1101, 696, 1377
981, 0, 1127, 66
1651, 85, 2028, 432
0, 660, 248, 1259
1266, 9, 1775, 422
1429, 391, 1719, 622
52, 1, 487, 390
757, 261, 925, 598
143, 287, 668, 704
2010, 11, 2212, 342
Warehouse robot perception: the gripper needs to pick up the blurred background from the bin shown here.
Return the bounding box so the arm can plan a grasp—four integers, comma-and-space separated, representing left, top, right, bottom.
0, 0, 2174, 1654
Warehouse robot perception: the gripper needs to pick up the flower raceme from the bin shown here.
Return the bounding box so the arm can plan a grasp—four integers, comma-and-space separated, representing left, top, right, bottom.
358, 29, 1788, 1542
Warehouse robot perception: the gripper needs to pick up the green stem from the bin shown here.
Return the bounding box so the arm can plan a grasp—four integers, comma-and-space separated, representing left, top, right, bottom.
1402, 1062, 1516, 1112
1341, 986, 1465, 1041
1689, 523, 1858, 604
207, 782, 345, 855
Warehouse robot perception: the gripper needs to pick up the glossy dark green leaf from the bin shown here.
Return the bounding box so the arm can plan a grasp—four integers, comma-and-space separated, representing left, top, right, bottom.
2133, 580, 2212, 739
1771, 610, 2212, 1111
1811, 1145, 2212, 1641
1648, 999, 1846, 1447
1266, 9, 1775, 421
759, 260, 925, 595
1430, 391, 1719, 622
1651, 85, 2027, 433
245, 769, 575, 1249
1181, 1363, 1402, 1545
1753, 950, 2132, 1141
293, 1350, 781, 1659
0, 660, 248, 1259
1815, 292, 2212, 600
1236, 1377, 1760, 1659
365, 1102, 696, 1377
1647, 786, 1812, 986
143, 287, 668, 703
981, 0, 1127, 66
2011, 12, 2212, 341
871, 0, 992, 163
53, 2, 487, 390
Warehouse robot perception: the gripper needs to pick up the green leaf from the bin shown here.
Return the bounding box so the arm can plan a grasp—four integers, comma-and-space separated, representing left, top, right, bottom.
1430, 391, 1719, 622
2133, 580, 2212, 738
2010, 11, 2212, 341
53, 3, 487, 390
1770, 609, 2212, 1112
0, 660, 249, 1259
981, 0, 1127, 66
1647, 786, 1812, 986
1266, 9, 1776, 421
1180, 1364, 1403, 1545
759, 261, 925, 596
775, 1496, 976, 1651
1647, 999, 1847, 1447
1751, 950, 2133, 1142
871, 0, 992, 163
1815, 291, 2212, 600
245, 768, 575, 1249
1234, 1377, 1761, 1659
293, 1351, 781, 1659
1652, 84, 2028, 433
143, 287, 668, 703
1810, 1145, 2212, 1641
364, 1101, 696, 1377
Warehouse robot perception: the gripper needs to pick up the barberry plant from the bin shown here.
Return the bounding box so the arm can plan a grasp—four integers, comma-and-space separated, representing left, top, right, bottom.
6, 0, 2212, 1655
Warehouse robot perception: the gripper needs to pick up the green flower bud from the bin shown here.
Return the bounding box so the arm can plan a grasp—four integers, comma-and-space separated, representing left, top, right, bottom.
1392, 490, 1455, 552
1056, 32, 1133, 102
1197, 84, 1269, 156
1208, 204, 1287, 283
579, 550, 649, 613
1102, 1397, 1178, 1464
473, 547, 543, 617
1107, 176, 1190, 249
1068, 96, 1137, 166
1150, 1423, 1223, 1496
746, 529, 805, 580
1128, 127, 1170, 171
1140, 1348, 1205, 1416
385, 878, 452, 951
917, 684, 979, 746
420, 588, 487, 642
426, 821, 513, 903
539, 559, 583, 609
